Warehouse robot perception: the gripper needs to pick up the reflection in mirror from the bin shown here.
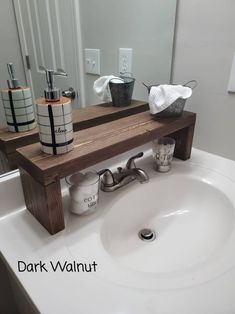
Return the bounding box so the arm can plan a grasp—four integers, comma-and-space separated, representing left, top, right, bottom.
0, 0, 177, 175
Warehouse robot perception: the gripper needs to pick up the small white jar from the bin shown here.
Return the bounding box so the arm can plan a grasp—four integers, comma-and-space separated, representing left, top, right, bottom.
66, 171, 100, 215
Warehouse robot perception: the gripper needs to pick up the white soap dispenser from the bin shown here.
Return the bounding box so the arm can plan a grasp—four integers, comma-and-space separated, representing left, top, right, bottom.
35, 68, 74, 155
1, 63, 36, 133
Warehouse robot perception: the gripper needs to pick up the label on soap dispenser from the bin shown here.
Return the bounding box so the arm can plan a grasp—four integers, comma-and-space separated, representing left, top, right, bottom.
36, 97, 74, 155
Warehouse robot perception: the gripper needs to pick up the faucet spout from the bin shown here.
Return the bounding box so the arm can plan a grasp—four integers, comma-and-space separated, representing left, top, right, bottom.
99, 153, 149, 192
126, 168, 149, 184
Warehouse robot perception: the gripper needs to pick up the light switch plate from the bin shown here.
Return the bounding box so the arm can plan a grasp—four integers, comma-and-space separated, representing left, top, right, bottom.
227, 52, 235, 92
84, 49, 100, 75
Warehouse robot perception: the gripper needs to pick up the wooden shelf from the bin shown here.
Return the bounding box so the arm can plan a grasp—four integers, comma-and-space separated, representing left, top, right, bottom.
0, 100, 148, 170
16, 111, 196, 235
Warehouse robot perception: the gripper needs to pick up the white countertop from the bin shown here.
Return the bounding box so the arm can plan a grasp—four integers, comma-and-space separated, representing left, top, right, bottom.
1, 145, 235, 314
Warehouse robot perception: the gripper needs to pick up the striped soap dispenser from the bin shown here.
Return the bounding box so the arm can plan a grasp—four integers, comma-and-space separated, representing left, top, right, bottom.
1, 63, 36, 132
35, 68, 74, 155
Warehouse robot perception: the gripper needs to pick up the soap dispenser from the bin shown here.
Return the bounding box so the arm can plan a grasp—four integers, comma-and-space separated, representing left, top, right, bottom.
1, 63, 36, 132
35, 68, 74, 155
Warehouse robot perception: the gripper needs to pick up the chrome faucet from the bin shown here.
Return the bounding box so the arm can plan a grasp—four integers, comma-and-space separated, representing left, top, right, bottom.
98, 152, 149, 192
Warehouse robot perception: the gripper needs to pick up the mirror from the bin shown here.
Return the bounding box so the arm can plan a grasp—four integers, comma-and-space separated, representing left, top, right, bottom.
0, 0, 178, 175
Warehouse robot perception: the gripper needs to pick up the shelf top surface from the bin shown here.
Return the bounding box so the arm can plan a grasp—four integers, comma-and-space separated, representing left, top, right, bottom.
16, 111, 196, 184
0, 100, 146, 143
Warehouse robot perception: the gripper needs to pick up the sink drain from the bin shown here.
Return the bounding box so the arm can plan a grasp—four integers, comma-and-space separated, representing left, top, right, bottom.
138, 228, 157, 242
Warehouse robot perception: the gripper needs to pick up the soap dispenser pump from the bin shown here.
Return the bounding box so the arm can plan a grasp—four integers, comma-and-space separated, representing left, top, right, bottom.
35, 68, 74, 155
7, 62, 20, 89
1, 63, 36, 133
44, 68, 67, 101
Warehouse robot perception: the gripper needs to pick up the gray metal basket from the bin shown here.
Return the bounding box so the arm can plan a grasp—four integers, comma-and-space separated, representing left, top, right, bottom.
143, 80, 197, 118
154, 97, 187, 118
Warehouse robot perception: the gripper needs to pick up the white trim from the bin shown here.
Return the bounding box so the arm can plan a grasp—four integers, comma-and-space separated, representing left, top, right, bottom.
73, 0, 86, 107
45, 0, 56, 70
54, 0, 66, 70
13, 0, 85, 107
31, 0, 45, 70
12, 0, 35, 100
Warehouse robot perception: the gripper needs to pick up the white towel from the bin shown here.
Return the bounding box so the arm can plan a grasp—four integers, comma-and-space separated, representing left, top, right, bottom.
149, 84, 192, 114
93, 76, 124, 102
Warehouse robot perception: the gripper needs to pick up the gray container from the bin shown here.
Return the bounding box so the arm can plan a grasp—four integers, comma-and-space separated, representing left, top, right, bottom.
143, 80, 197, 118
154, 97, 187, 118
109, 77, 135, 107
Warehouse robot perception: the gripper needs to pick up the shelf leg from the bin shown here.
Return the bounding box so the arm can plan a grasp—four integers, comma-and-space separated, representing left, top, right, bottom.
170, 121, 195, 160
19, 168, 65, 235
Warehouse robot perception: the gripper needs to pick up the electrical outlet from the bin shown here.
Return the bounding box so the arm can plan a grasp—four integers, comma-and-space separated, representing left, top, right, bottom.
119, 48, 132, 75
84, 49, 100, 75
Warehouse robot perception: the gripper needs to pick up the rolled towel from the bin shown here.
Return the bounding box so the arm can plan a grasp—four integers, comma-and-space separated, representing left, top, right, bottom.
93, 76, 124, 102
149, 84, 192, 114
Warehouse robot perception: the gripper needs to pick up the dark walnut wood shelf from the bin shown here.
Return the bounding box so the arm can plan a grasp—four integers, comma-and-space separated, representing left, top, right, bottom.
16, 111, 196, 235
0, 100, 148, 170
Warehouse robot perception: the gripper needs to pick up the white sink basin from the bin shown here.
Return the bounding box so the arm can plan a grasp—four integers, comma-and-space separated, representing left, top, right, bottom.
66, 159, 235, 290
3, 148, 235, 313
101, 172, 234, 275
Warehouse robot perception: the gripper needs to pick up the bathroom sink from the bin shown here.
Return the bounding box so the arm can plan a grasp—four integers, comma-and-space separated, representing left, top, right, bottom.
66, 161, 235, 290
101, 172, 234, 275
3, 148, 235, 313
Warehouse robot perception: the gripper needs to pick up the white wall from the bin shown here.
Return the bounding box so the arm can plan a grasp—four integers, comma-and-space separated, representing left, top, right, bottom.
173, 0, 235, 160
0, 0, 26, 128
79, 0, 177, 105
3, 0, 235, 161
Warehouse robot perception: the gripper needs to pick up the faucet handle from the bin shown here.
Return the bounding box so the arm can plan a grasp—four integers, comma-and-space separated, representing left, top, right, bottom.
126, 152, 144, 169
98, 169, 115, 187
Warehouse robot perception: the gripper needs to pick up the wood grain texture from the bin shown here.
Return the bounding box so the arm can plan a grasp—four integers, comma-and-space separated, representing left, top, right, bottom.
0, 100, 148, 156
170, 123, 196, 160
19, 168, 64, 235
73, 100, 149, 131
0, 127, 39, 154
36, 96, 70, 105
18, 110, 196, 235
17, 111, 196, 185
